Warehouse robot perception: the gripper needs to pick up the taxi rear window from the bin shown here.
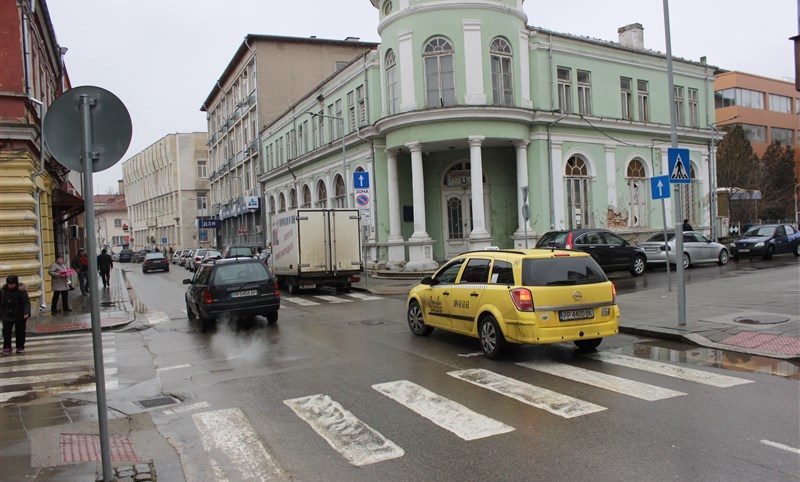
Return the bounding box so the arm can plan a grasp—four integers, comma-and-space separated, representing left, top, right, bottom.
522, 257, 607, 286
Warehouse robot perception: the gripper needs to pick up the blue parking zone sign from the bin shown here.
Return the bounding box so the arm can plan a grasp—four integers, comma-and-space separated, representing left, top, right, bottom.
650, 175, 671, 200
354, 171, 370, 189
668, 148, 691, 184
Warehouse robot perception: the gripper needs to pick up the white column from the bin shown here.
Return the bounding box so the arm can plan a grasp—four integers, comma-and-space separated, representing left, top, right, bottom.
468, 136, 490, 240
463, 20, 486, 105
386, 148, 405, 266
551, 141, 565, 229
406, 142, 429, 240
514, 140, 531, 236
518, 29, 532, 108
398, 29, 416, 113
604, 145, 618, 208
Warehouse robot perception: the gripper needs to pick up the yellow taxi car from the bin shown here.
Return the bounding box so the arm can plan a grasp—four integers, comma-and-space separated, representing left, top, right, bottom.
406, 249, 619, 358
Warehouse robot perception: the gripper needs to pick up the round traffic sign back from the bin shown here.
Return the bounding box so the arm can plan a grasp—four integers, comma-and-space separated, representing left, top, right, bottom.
43, 85, 132, 173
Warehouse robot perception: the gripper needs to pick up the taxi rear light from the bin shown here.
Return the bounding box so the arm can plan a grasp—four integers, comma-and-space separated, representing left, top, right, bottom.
611, 283, 617, 303
510, 288, 534, 312
565, 231, 574, 250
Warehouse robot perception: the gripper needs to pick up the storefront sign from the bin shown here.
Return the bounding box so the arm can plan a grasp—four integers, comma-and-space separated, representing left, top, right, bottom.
219, 196, 261, 220
197, 218, 221, 229
244, 196, 260, 210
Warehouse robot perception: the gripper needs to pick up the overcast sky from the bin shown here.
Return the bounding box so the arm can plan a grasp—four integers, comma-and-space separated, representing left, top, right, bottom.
47, 0, 797, 193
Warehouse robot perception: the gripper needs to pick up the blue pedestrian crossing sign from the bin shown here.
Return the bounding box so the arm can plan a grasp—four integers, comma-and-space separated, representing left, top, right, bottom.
650, 175, 671, 200
668, 148, 691, 185
354, 171, 370, 189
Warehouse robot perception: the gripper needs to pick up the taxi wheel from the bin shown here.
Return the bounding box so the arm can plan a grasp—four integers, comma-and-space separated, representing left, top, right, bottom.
479, 315, 507, 359
629, 255, 646, 276
574, 338, 602, 351
407, 301, 433, 336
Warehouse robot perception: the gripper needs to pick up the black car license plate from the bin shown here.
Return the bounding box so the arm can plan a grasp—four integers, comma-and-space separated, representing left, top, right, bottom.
559, 308, 595, 322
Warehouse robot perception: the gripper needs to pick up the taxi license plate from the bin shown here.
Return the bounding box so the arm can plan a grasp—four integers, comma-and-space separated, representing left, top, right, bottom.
559, 308, 595, 322
230, 289, 258, 298
738, 248, 750, 253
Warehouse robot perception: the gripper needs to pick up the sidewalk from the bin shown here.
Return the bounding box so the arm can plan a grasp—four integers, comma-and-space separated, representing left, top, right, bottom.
27, 268, 135, 335
354, 265, 800, 360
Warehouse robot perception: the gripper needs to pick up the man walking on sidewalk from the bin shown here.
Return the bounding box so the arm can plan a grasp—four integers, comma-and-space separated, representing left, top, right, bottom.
2, 275, 31, 355
71, 248, 90, 295
97, 248, 113, 289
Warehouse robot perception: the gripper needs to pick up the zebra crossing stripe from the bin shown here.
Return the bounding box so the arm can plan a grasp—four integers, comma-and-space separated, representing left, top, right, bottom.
517, 361, 686, 401
284, 394, 404, 466
346, 293, 383, 301
0, 380, 119, 403
586, 352, 754, 388
22, 336, 115, 347
192, 408, 287, 480
313, 295, 353, 304
282, 297, 320, 306
1, 367, 118, 386
448, 369, 605, 418
6, 348, 115, 362
25, 332, 114, 341
373, 380, 514, 440
0, 358, 116, 374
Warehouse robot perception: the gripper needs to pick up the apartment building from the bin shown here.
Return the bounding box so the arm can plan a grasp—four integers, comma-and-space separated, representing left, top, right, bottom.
201, 34, 377, 248
122, 133, 210, 251
714, 71, 800, 179
94, 184, 129, 251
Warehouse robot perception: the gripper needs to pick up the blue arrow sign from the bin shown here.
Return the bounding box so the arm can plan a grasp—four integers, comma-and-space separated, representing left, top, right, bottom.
650, 175, 671, 200
354, 171, 370, 189
668, 148, 691, 185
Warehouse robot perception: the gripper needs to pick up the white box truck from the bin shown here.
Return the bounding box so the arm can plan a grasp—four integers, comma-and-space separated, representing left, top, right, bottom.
270, 208, 362, 294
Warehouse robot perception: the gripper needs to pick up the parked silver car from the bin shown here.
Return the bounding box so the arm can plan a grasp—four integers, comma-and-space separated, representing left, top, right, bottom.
640, 231, 729, 268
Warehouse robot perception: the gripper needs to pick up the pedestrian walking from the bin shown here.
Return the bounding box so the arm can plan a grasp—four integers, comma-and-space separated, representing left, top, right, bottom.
71, 248, 90, 295
1, 275, 31, 355
97, 248, 113, 289
168, 246, 174, 256
48, 255, 72, 314
682, 219, 694, 232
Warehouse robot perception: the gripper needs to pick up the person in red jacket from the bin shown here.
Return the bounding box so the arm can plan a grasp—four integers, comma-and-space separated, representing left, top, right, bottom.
1, 275, 31, 355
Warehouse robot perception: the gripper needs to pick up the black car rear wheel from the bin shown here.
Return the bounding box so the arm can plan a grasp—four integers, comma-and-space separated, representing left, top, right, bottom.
186, 300, 196, 320
629, 255, 646, 276
266, 311, 278, 324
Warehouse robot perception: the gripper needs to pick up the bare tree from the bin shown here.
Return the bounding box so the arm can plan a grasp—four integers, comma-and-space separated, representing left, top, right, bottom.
760, 141, 797, 220
716, 125, 760, 224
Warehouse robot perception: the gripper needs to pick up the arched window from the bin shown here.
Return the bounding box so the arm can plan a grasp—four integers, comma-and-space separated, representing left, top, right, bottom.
385, 50, 398, 115
289, 188, 297, 209
332, 174, 346, 208
268, 195, 276, 215
316, 179, 328, 208
490, 37, 513, 106
278, 192, 286, 213
301, 184, 312, 208
423, 36, 455, 108
565, 155, 592, 229
626, 158, 648, 227
680, 162, 699, 226
382, 0, 392, 16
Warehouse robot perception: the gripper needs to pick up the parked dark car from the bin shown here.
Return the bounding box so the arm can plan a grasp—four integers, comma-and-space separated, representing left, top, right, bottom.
730, 224, 800, 260
222, 246, 258, 259
118, 248, 133, 263
183, 257, 280, 331
536, 229, 647, 276
131, 249, 152, 263
142, 252, 169, 273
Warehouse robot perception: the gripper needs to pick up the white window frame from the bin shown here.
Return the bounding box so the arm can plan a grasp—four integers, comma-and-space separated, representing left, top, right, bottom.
637, 80, 649, 122
316, 180, 328, 208
564, 155, 592, 229
347, 91, 356, 132
621, 77, 633, 120
688, 88, 699, 127
385, 50, 398, 115
577, 69, 592, 115
423, 36, 456, 108
674, 86, 685, 126
489, 37, 513, 107
626, 159, 648, 228
557, 67, 572, 113
356, 85, 366, 127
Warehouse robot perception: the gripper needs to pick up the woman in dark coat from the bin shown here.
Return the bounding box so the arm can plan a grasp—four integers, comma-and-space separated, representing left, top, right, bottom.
1, 275, 31, 355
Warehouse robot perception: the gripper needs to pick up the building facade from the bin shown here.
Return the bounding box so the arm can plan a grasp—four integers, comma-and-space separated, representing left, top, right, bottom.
257, 0, 718, 270
714, 71, 800, 180
201, 35, 378, 249
94, 188, 129, 251
122, 133, 210, 251
0, 0, 75, 314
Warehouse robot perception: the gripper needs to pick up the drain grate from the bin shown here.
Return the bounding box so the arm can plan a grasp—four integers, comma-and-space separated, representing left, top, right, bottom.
733, 314, 789, 325
61, 434, 140, 463
136, 396, 178, 409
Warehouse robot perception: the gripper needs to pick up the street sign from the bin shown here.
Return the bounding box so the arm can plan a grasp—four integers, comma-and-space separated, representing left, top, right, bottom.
650, 175, 671, 200
237, 225, 248, 235
161, 237, 168, 245
199, 230, 208, 242
354, 187, 370, 209
668, 148, 691, 184
354, 171, 370, 189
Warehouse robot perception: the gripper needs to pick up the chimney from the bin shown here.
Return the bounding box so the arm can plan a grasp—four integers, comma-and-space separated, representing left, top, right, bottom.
118, 179, 124, 195
618, 23, 644, 50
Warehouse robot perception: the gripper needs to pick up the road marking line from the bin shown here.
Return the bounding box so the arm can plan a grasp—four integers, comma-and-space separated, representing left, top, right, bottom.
1, 367, 118, 386
193, 408, 287, 480
5, 348, 115, 362
282, 297, 320, 306
163, 401, 210, 415
25, 332, 114, 341
284, 393, 404, 466
517, 361, 687, 401
760, 439, 800, 455
448, 368, 605, 418
0, 380, 119, 403
22, 336, 115, 347
313, 295, 353, 304
21, 341, 116, 353
457, 352, 484, 358
586, 352, 754, 388
373, 380, 514, 441
346, 293, 383, 301
156, 363, 192, 373
0, 358, 116, 374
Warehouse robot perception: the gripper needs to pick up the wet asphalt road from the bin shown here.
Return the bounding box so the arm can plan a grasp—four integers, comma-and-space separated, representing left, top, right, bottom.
122, 259, 800, 481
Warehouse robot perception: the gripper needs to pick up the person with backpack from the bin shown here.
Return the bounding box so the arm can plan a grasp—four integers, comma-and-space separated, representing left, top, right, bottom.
1, 275, 31, 354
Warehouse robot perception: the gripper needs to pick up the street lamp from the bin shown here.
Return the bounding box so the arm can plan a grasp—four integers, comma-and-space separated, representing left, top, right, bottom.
307, 111, 350, 208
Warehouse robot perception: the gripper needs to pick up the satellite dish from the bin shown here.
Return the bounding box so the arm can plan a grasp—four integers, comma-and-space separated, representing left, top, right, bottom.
43, 85, 132, 172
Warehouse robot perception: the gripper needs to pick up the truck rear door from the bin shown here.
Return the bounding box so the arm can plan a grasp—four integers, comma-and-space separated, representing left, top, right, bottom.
298, 210, 328, 273
330, 209, 362, 273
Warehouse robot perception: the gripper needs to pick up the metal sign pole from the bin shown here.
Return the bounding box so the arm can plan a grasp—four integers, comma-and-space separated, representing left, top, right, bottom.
79, 94, 113, 482
661, 198, 671, 291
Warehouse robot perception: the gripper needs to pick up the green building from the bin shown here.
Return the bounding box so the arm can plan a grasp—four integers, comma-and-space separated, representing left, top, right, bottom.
257, 0, 716, 270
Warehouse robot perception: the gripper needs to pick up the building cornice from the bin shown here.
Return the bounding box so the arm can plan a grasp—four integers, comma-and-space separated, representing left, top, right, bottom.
378, 1, 527, 36
375, 106, 534, 134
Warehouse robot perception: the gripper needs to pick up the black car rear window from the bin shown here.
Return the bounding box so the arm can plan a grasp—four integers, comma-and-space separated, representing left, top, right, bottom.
228, 247, 255, 257
536, 232, 568, 247
522, 257, 607, 286
213, 262, 270, 285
